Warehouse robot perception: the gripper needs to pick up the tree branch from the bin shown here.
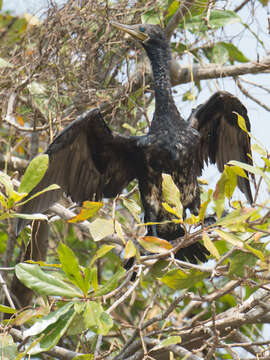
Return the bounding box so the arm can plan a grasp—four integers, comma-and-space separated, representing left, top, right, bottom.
165, 0, 196, 40
9, 328, 83, 360
170, 56, 270, 86
0, 153, 28, 172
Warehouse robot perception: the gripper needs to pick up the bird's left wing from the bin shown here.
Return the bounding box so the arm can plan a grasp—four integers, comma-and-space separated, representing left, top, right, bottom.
16, 108, 138, 234
188, 91, 253, 203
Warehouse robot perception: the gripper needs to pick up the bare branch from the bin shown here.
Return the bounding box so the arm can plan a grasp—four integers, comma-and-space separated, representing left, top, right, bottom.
9, 328, 83, 360
170, 56, 270, 86
235, 78, 270, 111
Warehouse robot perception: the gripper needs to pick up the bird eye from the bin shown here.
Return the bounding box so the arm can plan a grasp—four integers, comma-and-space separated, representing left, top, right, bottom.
139, 26, 145, 32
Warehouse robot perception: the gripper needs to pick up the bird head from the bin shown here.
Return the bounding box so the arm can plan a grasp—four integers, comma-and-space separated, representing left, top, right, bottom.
110, 21, 167, 50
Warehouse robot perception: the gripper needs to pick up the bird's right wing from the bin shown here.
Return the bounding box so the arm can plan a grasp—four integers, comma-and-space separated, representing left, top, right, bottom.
16, 108, 138, 234
188, 91, 253, 203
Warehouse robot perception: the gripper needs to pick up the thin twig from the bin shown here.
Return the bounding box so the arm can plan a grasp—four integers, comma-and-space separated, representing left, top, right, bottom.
235, 78, 270, 111
0, 272, 16, 309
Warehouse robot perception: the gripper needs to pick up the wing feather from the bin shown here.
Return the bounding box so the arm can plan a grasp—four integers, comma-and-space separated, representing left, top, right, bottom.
189, 91, 253, 203
16, 108, 138, 234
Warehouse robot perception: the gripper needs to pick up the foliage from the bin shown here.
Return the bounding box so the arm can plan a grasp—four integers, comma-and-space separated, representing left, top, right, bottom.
0, 1, 269, 359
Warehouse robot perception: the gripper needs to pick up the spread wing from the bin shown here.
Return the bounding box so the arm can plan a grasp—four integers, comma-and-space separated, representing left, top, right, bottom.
188, 91, 253, 203
16, 108, 138, 234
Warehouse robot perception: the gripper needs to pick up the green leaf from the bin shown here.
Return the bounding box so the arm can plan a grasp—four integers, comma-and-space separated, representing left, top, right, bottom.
244, 243, 265, 262
219, 42, 249, 63
84, 301, 113, 335
229, 250, 258, 278
19, 154, 49, 194
182, 10, 241, 33
13, 308, 40, 326
89, 218, 114, 241
212, 43, 229, 64
89, 266, 98, 292
28, 307, 76, 354
90, 244, 115, 266
0, 334, 18, 360
0, 171, 14, 197
67, 304, 87, 336
162, 174, 183, 218
215, 207, 257, 231
141, 10, 161, 25
215, 229, 243, 248
24, 303, 74, 337
202, 232, 220, 259
58, 243, 90, 295
167, 0, 179, 18
17, 184, 60, 206
0, 304, 16, 314
160, 268, 208, 289
138, 236, 173, 254
151, 336, 181, 351
68, 201, 103, 223
73, 355, 94, 360
15, 263, 82, 298
95, 267, 125, 297
99, 312, 113, 335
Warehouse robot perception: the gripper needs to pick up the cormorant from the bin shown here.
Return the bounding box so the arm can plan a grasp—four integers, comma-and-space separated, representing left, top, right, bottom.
16, 22, 253, 263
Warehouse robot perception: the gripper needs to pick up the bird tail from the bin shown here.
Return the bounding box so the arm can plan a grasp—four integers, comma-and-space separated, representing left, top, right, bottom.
175, 242, 210, 264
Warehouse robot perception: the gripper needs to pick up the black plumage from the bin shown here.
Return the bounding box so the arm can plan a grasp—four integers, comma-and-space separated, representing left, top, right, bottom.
17, 23, 253, 263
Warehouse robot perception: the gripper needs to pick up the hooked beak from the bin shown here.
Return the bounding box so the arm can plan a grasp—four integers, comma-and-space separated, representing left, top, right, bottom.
110, 21, 148, 42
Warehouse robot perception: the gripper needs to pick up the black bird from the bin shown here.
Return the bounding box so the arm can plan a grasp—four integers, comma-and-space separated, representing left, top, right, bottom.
17, 22, 253, 263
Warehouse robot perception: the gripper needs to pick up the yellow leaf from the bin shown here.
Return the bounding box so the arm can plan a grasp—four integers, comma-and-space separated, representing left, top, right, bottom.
198, 178, 208, 185
138, 236, 173, 254
90, 245, 115, 266
227, 165, 248, 179
234, 112, 249, 133
199, 189, 212, 221
122, 198, 141, 222
254, 232, 264, 242
68, 201, 103, 223
89, 218, 114, 241
162, 202, 181, 219
26, 260, 61, 268
162, 174, 182, 218
16, 115, 25, 126
244, 243, 265, 262
202, 232, 220, 259
185, 214, 199, 225
115, 220, 126, 244
124, 240, 137, 259
24, 13, 41, 26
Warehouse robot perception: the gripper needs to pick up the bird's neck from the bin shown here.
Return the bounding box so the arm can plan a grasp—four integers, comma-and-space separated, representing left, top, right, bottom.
145, 43, 179, 129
